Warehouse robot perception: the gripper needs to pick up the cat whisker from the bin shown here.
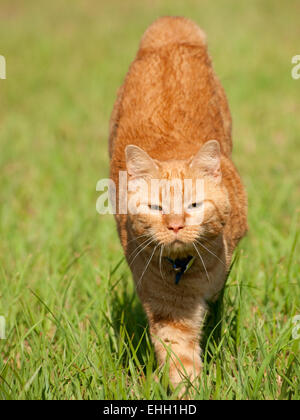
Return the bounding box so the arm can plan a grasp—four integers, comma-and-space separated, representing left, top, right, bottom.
192, 242, 210, 282
128, 236, 153, 262
128, 237, 156, 266
136, 244, 159, 290
159, 244, 165, 281
195, 239, 225, 267
127, 233, 150, 246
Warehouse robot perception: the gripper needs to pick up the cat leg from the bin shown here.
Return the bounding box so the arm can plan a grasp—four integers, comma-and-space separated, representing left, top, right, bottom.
146, 301, 206, 392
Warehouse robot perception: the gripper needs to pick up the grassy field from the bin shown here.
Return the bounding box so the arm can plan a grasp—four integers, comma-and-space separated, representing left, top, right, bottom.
0, 0, 299, 400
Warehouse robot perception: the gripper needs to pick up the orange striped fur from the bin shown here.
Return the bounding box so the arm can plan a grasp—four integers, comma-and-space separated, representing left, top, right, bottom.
109, 16, 247, 393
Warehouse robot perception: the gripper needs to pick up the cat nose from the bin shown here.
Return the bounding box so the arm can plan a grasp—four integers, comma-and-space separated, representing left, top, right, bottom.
167, 223, 184, 234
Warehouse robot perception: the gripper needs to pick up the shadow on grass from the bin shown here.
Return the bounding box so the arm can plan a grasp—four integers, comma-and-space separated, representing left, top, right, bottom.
201, 251, 240, 364
201, 288, 225, 363
108, 271, 150, 369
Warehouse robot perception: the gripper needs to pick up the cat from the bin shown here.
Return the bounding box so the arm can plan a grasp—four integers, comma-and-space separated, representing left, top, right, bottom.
109, 16, 247, 393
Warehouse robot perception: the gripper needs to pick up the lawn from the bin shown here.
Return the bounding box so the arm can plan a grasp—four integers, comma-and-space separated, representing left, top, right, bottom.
0, 0, 299, 400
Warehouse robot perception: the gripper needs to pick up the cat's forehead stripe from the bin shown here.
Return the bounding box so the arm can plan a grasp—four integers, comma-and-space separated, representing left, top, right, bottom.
159, 161, 187, 179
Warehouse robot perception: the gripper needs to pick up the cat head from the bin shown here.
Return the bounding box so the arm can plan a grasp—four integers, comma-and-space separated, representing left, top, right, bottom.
125, 140, 230, 256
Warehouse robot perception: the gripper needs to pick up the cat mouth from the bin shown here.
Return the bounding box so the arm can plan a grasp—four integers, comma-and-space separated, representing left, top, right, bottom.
166, 238, 185, 249
172, 239, 184, 245
167, 238, 192, 255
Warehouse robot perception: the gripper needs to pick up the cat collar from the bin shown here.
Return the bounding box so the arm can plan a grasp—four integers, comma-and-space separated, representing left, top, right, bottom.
166, 255, 195, 285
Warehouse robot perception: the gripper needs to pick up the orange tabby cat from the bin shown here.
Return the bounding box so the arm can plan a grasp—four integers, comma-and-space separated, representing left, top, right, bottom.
109, 16, 247, 391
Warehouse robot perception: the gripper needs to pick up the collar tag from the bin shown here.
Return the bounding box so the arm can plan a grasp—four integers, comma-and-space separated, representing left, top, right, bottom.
184, 256, 195, 273
166, 256, 195, 285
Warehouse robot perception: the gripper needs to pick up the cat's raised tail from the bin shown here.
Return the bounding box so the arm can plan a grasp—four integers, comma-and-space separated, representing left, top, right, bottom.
139, 16, 207, 50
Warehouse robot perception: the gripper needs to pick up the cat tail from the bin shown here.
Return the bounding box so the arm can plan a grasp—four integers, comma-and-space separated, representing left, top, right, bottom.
139, 16, 207, 50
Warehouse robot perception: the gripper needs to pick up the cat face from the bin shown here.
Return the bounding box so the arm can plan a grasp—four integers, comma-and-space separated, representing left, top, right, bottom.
125, 140, 230, 255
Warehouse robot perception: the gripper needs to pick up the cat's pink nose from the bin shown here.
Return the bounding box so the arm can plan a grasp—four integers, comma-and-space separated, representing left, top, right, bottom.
167, 223, 184, 234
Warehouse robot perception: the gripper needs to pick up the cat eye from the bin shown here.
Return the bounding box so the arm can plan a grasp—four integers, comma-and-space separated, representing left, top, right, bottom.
148, 204, 163, 212
188, 202, 203, 210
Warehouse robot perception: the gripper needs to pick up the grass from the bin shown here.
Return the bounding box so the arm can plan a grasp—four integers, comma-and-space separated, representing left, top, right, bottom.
0, 0, 299, 400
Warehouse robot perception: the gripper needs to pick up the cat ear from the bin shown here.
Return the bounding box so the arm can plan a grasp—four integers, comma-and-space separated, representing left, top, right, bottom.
125, 145, 159, 178
189, 140, 221, 182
